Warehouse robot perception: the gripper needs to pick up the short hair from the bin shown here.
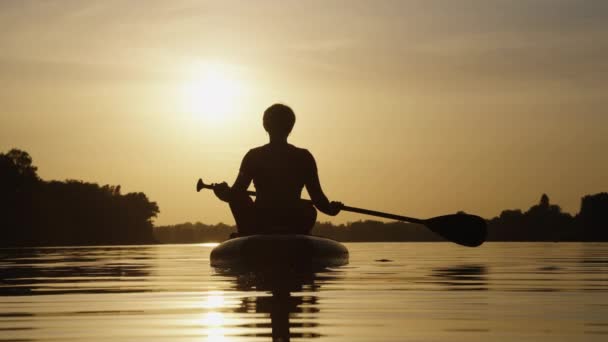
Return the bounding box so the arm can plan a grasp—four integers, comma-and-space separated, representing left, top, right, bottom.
263, 103, 296, 135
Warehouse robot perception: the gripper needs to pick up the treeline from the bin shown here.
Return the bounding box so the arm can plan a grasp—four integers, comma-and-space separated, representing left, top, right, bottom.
153, 220, 442, 243
3, 148, 605, 246
488, 193, 607, 241
154, 222, 236, 243
314, 221, 442, 242
155, 193, 608, 243
0, 149, 159, 246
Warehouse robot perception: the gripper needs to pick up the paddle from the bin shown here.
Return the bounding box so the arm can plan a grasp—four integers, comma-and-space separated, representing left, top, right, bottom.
197, 178, 487, 247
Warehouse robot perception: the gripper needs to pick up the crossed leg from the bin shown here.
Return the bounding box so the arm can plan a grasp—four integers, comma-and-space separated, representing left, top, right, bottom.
228, 193, 317, 236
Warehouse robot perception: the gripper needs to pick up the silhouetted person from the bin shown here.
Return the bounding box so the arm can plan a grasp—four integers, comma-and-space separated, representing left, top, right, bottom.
214, 104, 342, 236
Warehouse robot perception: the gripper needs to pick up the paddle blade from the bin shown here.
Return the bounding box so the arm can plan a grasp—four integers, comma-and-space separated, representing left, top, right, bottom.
424, 214, 487, 247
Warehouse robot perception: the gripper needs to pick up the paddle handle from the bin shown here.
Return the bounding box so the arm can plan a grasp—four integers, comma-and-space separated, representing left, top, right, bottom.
197, 179, 424, 224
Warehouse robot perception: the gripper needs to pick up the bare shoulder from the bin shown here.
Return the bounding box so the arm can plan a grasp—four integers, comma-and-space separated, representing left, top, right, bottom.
247, 145, 267, 155
294, 147, 316, 169
291, 145, 314, 159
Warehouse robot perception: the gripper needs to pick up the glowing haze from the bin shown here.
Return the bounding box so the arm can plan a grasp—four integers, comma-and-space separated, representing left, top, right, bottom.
1, 1, 607, 225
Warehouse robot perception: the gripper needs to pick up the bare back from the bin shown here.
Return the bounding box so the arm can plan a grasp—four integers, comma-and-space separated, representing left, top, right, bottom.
239, 143, 316, 208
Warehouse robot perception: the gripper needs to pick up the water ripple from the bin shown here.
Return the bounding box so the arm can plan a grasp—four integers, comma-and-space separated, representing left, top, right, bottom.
1, 243, 607, 341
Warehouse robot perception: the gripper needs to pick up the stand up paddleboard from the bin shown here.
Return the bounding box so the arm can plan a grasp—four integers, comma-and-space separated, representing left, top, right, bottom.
210, 234, 349, 270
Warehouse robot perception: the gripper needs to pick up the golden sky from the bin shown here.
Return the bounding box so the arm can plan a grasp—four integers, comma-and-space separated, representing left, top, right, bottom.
1, 1, 607, 225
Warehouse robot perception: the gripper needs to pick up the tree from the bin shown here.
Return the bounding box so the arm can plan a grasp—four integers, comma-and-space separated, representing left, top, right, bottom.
0, 148, 39, 192
488, 194, 574, 241
578, 193, 608, 241
0, 149, 160, 246
540, 193, 550, 209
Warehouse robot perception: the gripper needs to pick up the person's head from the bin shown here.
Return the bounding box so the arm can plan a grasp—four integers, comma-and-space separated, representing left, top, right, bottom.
263, 103, 296, 139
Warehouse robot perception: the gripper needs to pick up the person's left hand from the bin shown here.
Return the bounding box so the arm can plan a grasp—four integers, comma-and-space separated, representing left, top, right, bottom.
327, 201, 343, 216
213, 182, 231, 202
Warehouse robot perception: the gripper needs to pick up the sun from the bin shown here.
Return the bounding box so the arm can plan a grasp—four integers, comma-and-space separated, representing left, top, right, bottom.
180, 63, 245, 123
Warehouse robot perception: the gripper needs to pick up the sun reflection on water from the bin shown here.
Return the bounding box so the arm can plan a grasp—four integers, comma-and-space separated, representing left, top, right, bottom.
203, 291, 226, 309
2, 244, 604, 341
198, 311, 228, 342
203, 311, 225, 327
199, 291, 229, 341
199, 242, 220, 248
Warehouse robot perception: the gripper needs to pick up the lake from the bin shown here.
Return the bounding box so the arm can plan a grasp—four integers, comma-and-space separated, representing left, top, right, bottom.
1, 243, 607, 341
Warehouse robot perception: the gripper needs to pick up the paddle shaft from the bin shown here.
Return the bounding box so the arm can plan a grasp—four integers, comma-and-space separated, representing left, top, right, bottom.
199, 182, 425, 225
339, 205, 425, 224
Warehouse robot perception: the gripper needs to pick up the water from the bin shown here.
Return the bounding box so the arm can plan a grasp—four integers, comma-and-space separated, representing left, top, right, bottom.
1, 243, 607, 341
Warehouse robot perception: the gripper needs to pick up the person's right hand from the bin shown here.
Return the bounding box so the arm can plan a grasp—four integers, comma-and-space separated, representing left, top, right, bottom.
327, 201, 343, 216
213, 182, 231, 202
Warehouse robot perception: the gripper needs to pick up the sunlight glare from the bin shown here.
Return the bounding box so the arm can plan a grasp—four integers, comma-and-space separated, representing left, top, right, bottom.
199, 242, 220, 248
203, 312, 225, 327
203, 291, 225, 309
200, 312, 227, 342
180, 63, 245, 124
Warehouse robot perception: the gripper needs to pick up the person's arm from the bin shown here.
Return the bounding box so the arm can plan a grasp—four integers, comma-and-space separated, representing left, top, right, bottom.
231, 170, 252, 193
304, 152, 342, 216
214, 151, 253, 202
